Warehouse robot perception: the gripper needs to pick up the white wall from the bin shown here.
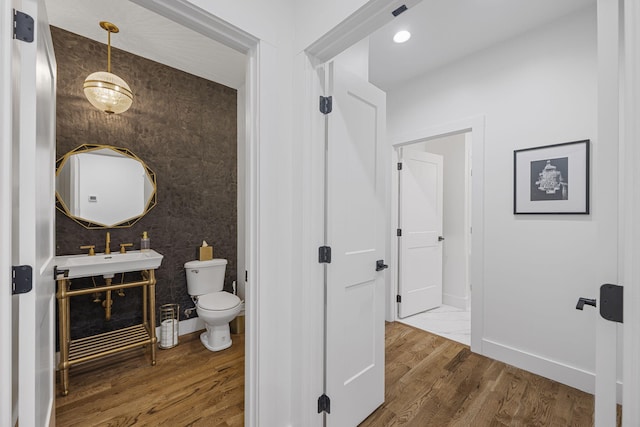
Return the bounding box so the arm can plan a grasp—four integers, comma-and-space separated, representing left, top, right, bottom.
408, 133, 470, 310
333, 37, 369, 80
388, 6, 600, 392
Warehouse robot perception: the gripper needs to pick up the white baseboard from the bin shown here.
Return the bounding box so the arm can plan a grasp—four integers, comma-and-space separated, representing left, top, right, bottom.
482, 338, 623, 403
155, 316, 205, 338
443, 293, 468, 310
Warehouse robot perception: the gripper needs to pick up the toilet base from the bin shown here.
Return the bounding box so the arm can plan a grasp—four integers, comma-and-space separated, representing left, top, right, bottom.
200, 323, 232, 352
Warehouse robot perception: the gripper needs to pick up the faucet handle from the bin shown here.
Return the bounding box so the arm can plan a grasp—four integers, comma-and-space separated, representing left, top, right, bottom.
119, 243, 133, 253
80, 245, 96, 256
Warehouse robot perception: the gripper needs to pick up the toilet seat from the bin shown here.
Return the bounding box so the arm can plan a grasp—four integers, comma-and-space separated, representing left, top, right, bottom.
198, 292, 241, 311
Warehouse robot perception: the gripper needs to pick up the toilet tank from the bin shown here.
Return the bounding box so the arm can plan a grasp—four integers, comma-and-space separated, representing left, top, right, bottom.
184, 259, 227, 296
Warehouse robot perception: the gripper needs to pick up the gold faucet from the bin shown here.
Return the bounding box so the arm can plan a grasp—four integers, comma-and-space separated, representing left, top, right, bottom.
105, 232, 111, 254
80, 245, 95, 256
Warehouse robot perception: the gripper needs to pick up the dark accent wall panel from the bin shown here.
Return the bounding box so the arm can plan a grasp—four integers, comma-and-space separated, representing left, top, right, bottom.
51, 26, 237, 340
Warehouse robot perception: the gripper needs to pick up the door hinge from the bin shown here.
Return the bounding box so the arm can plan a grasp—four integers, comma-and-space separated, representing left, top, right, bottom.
397, 162, 403, 170
13, 10, 34, 43
397, 228, 402, 237
319, 96, 333, 114
245, 270, 248, 282
318, 394, 331, 414
12, 265, 32, 294
396, 295, 401, 303
392, 4, 408, 17
318, 246, 332, 264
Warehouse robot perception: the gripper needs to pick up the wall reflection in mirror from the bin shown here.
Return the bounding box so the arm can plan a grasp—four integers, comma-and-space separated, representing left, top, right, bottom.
56, 144, 157, 229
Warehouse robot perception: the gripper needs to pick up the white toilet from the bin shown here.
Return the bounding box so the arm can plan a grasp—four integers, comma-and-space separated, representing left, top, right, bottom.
185, 258, 242, 351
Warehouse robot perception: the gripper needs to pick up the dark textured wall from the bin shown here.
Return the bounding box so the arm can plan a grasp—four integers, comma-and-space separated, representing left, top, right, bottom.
51, 26, 237, 340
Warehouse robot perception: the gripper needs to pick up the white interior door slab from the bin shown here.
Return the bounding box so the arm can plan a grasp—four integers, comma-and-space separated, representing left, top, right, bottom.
398, 149, 443, 319
0, 3, 16, 426
11, 0, 57, 425
594, 0, 621, 425
325, 61, 386, 426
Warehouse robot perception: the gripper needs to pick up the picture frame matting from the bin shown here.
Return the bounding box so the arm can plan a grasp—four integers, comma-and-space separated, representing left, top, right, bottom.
513, 139, 589, 214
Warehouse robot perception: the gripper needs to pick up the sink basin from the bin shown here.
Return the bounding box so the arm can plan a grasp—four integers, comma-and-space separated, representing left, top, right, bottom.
55, 250, 163, 279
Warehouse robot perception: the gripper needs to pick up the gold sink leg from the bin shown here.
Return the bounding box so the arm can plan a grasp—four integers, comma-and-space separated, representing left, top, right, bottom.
103, 277, 113, 320
148, 269, 157, 366
57, 278, 70, 396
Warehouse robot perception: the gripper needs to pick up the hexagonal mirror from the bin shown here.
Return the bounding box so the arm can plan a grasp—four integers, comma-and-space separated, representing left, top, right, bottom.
55, 144, 157, 229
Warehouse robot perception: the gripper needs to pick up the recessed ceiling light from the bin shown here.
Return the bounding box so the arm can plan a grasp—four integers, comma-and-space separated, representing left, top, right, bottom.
393, 30, 411, 44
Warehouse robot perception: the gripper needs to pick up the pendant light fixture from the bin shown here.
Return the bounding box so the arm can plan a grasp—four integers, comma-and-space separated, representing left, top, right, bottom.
83, 21, 133, 114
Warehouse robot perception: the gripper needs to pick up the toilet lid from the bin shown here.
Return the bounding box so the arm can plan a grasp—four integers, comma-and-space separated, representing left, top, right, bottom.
198, 292, 241, 311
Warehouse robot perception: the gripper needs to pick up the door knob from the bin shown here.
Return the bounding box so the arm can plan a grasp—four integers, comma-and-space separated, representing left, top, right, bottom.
376, 260, 388, 271
576, 297, 597, 310
438, 236, 445, 241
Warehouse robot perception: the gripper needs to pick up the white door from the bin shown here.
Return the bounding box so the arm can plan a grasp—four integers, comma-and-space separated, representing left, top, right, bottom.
398, 150, 443, 319
593, 0, 621, 425
4, 0, 57, 425
0, 4, 15, 426
325, 61, 387, 426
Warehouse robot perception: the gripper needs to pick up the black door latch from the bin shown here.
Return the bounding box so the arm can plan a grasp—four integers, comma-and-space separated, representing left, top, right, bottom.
376, 260, 388, 271
576, 284, 623, 323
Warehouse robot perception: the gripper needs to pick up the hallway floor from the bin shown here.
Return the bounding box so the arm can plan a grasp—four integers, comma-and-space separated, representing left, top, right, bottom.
361, 322, 602, 426
397, 304, 470, 346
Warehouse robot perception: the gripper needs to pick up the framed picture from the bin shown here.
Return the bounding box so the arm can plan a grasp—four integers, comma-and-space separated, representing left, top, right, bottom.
514, 140, 589, 214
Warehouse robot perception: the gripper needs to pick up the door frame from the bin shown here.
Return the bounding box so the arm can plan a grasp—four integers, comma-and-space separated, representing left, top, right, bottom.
622, 1, 640, 425
389, 116, 485, 353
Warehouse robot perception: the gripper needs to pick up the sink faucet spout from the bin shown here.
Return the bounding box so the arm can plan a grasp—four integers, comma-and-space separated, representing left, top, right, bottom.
105, 232, 111, 254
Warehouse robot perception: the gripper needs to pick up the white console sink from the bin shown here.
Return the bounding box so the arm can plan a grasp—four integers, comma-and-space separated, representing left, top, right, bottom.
55, 249, 163, 279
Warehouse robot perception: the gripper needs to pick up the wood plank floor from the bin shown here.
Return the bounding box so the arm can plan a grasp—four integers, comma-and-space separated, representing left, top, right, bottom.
55, 331, 245, 426
362, 322, 603, 427
56, 322, 608, 426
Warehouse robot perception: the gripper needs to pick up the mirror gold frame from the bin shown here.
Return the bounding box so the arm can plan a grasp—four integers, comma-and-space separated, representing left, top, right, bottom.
55, 144, 157, 229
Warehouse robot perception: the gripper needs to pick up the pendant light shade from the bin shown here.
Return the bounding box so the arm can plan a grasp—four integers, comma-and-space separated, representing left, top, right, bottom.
84, 22, 133, 114
84, 71, 133, 114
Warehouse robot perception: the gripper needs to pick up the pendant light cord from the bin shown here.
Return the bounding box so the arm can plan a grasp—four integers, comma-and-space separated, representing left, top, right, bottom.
107, 29, 111, 73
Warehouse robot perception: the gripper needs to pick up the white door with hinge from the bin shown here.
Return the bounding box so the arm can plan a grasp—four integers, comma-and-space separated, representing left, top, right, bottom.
593, 0, 621, 426
324, 61, 387, 426
0, 3, 14, 426
398, 149, 443, 319
2, 0, 57, 425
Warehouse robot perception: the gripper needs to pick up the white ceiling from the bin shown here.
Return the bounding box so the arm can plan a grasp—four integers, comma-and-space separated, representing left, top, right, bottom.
369, 0, 596, 90
45, 0, 595, 92
45, 0, 247, 89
